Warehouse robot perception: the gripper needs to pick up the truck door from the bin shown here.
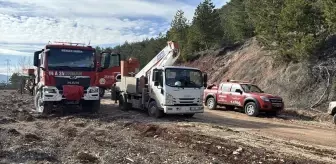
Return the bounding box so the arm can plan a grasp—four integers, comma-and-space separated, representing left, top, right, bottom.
150, 69, 164, 106
99, 53, 121, 87
217, 83, 232, 105
229, 84, 244, 107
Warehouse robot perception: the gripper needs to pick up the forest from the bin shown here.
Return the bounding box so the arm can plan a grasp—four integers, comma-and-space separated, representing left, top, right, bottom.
96, 0, 336, 67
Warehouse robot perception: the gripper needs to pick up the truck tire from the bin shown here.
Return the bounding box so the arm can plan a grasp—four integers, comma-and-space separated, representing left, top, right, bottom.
148, 101, 164, 118
118, 94, 130, 111
333, 113, 336, 125
206, 97, 217, 110
111, 86, 119, 103
83, 100, 101, 113
244, 102, 259, 117
99, 88, 105, 98
34, 91, 52, 115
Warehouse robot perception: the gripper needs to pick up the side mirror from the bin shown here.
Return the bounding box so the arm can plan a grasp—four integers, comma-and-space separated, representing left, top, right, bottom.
154, 81, 159, 86
235, 89, 243, 94
97, 67, 103, 72
116, 75, 121, 82
33, 50, 42, 67
203, 73, 208, 87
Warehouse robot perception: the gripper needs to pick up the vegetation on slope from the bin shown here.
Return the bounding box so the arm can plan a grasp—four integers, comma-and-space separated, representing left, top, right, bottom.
96, 0, 336, 65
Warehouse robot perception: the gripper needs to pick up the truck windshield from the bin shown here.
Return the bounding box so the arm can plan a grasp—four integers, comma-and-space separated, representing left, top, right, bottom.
47, 48, 95, 71
165, 68, 203, 88
241, 84, 263, 93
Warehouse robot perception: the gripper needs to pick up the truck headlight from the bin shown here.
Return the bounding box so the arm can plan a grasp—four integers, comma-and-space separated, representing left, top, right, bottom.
166, 93, 174, 105
43, 87, 57, 93
197, 98, 203, 105
89, 87, 99, 93
260, 96, 270, 102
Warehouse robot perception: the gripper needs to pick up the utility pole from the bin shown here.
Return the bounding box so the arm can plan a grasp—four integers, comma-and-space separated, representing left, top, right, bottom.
5, 59, 10, 84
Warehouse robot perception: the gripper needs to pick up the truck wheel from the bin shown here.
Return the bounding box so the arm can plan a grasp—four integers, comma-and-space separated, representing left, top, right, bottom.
99, 88, 105, 98
148, 101, 164, 118
206, 97, 217, 110
34, 91, 52, 115
333, 113, 336, 125
83, 100, 101, 113
118, 94, 130, 111
244, 102, 259, 117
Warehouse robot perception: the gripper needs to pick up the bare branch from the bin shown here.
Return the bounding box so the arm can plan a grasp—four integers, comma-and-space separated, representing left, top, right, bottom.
310, 66, 330, 109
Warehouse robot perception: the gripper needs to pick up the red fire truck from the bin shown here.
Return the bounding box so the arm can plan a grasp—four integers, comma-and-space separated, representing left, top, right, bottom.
32, 42, 101, 114
96, 51, 140, 97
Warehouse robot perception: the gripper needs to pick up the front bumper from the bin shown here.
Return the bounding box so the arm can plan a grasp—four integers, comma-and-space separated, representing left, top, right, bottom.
163, 105, 204, 114
260, 101, 284, 111
41, 86, 100, 102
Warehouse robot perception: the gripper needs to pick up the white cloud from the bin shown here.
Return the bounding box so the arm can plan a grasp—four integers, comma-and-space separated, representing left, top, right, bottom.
0, 0, 227, 57
0, 0, 202, 55
0, 48, 31, 56
0, 0, 196, 20
0, 14, 161, 46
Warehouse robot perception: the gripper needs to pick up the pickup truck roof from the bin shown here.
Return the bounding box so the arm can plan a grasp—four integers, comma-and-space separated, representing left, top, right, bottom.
207, 81, 255, 89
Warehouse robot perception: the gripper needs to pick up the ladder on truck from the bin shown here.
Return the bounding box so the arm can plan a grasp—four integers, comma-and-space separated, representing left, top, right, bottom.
134, 41, 180, 78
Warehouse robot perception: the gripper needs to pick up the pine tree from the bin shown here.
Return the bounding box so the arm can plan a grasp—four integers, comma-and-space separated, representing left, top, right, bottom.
220, 0, 254, 44
277, 0, 325, 61
321, 0, 336, 33
192, 0, 223, 50
168, 10, 190, 61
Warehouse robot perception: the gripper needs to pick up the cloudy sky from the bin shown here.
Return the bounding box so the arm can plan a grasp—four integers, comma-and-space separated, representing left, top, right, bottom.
0, 0, 228, 75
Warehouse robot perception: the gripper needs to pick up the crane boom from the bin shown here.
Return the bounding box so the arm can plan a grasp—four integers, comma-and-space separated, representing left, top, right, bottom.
135, 41, 180, 78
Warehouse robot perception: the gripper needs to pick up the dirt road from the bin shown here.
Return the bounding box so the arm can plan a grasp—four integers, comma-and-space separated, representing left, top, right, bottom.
191, 109, 336, 163
197, 109, 336, 147
0, 91, 335, 163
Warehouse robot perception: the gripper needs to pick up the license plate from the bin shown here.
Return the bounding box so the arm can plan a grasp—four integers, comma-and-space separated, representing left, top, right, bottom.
66, 101, 79, 104
272, 103, 282, 107
190, 107, 199, 111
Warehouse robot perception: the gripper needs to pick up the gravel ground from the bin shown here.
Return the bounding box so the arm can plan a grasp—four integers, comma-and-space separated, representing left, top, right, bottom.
0, 90, 332, 164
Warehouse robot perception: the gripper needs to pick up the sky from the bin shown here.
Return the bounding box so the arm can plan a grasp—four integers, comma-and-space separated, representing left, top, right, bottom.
0, 0, 228, 75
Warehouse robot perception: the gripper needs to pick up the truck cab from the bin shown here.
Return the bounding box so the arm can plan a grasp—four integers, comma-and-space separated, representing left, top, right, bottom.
112, 41, 207, 118
204, 80, 284, 116
150, 66, 207, 116
32, 42, 100, 114
96, 51, 122, 97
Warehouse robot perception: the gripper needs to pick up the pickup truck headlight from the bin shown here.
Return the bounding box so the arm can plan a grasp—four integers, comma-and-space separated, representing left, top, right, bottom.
166, 93, 174, 105
260, 96, 270, 102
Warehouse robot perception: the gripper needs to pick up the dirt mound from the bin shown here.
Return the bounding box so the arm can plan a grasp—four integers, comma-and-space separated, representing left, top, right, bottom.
125, 121, 319, 164
178, 37, 335, 112
0, 91, 35, 121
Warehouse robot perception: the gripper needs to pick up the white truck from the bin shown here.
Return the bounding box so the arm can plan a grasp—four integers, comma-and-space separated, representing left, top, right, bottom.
111, 41, 207, 118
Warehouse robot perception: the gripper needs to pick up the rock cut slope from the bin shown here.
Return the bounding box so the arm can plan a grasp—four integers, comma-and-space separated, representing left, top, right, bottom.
179, 37, 332, 110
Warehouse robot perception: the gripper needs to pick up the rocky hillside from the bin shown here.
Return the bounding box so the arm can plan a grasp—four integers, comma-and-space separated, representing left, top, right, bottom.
179, 38, 334, 110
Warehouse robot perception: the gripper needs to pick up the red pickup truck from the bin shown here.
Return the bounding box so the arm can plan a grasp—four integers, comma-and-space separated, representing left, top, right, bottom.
203, 80, 284, 116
